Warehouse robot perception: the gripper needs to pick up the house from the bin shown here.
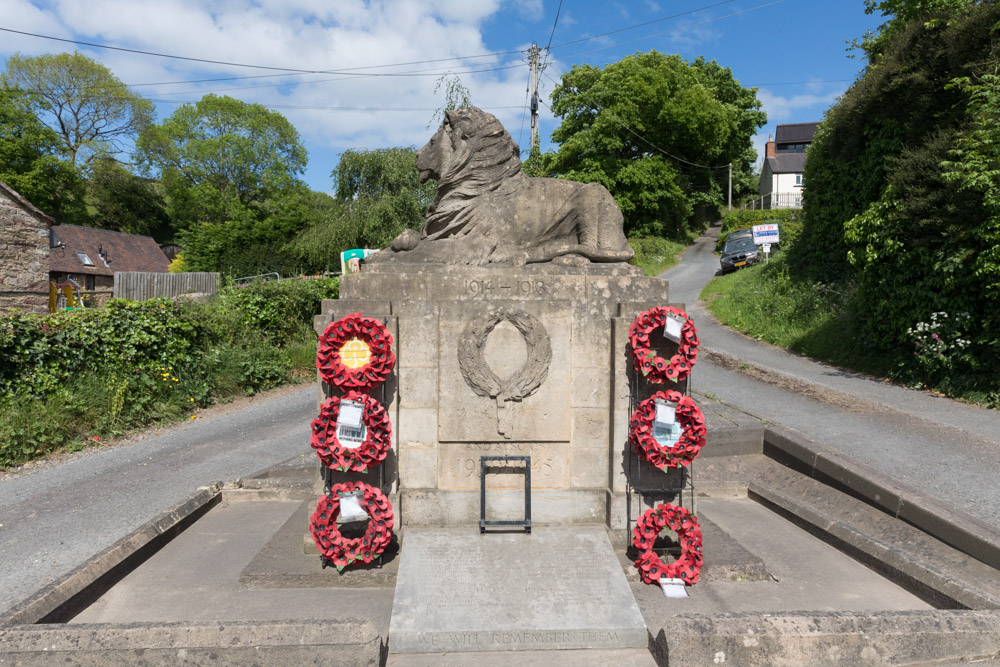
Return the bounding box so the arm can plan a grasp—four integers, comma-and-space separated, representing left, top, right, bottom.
0, 180, 56, 315
49, 225, 170, 301
757, 122, 820, 210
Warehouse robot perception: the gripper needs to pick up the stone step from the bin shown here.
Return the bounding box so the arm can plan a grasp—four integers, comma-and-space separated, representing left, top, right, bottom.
749, 459, 1000, 609
387, 647, 657, 666
387, 525, 647, 654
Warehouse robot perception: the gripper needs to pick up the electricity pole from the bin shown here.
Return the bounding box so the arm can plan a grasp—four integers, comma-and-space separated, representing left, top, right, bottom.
530, 42, 540, 153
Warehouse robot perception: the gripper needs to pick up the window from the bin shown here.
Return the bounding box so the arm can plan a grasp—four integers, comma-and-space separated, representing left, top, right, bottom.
795, 174, 804, 187
75, 251, 95, 266
86, 275, 95, 290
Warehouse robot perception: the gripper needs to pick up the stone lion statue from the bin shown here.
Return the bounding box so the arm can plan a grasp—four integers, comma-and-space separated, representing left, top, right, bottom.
370, 107, 634, 267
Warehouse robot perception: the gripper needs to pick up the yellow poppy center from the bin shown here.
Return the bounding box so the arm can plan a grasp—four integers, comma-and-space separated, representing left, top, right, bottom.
339, 338, 372, 369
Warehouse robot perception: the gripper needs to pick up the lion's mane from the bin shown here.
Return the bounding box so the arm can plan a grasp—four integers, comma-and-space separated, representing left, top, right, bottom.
422, 108, 526, 241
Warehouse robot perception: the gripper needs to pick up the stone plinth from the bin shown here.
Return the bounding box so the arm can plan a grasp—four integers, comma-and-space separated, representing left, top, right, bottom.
315, 263, 681, 529
387, 526, 647, 653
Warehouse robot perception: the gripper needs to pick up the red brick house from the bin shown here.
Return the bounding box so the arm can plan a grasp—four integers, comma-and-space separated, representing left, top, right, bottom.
49, 224, 170, 293
0, 180, 56, 315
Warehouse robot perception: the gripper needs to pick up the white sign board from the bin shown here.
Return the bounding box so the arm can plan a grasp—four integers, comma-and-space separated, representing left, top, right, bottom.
752, 224, 780, 245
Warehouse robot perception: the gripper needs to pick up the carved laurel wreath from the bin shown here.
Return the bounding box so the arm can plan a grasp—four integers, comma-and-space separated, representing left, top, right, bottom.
457, 306, 552, 404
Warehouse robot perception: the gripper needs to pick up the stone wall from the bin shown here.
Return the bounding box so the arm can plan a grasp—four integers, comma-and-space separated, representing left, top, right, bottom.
0, 188, 51, 315
315, 263, 685, 530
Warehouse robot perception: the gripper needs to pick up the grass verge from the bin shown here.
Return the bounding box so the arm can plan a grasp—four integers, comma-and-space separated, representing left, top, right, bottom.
700, 255, 891, 377
629, 237, 688, 276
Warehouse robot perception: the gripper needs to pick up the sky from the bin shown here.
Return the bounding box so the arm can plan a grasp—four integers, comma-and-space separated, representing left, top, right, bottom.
0, 0, 884, 193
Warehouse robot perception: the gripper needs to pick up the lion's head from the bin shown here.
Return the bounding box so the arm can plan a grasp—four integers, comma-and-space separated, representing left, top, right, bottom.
417, 107, 525, 241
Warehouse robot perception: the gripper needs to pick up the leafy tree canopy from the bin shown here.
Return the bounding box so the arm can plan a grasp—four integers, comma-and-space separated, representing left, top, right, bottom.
545, 51, 765, 239
1, 51, 154, 168
287, 147, 434, 271
137, 94, 308, 229
795, 1, 1000, 395
85, 156, 170, 238
137, 95, 312, 275
0, 88, 85, 220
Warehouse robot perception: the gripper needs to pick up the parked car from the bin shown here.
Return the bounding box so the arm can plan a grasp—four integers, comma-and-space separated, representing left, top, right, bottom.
720, 236, 759, 273
726, 228, 753, 243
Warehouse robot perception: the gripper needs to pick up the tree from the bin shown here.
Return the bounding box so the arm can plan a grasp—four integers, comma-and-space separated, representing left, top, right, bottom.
86, 156, 170, 238
428, 74, 473, 128
795, 1, 1000, 395
137, 95, 310, 274
286, 147, 435, 271
1, 52, 154, 168
545, 51, 765, 239
0, 89, 85, 220
138, 94, 308, 230
333, 147, 435, 247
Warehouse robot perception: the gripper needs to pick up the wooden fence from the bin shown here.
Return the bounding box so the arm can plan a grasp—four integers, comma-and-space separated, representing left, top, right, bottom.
113, 272, 220, 301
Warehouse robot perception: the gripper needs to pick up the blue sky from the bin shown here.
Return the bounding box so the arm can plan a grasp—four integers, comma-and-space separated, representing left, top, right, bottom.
1, 0, 883, 193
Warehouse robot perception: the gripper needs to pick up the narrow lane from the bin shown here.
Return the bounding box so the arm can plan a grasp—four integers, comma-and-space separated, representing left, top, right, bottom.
662, 224, 1000, 525
0, 385, 316, 616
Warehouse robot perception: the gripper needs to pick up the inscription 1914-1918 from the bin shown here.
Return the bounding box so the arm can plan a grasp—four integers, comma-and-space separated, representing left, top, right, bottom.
466, 279, 548, 298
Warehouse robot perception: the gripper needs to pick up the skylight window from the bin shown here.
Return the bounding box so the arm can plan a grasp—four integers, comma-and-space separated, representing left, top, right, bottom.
75, 251, 95, 267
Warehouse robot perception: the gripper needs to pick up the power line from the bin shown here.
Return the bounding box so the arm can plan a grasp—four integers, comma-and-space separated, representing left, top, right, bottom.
0, 25, 525, 76
545, 0, 564, 51
546, 0, 740, 51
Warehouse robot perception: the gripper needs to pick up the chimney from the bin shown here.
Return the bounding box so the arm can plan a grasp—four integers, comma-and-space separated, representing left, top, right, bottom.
765, 134, 775, 158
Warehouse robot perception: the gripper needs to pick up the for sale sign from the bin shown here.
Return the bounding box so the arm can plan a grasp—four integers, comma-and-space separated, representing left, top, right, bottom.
752, 224, 780, 245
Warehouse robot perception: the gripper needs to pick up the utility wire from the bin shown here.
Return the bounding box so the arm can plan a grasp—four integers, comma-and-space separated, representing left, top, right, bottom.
0, 25, 524, 75
546, 0, 740, 51
545, 0, 564, 51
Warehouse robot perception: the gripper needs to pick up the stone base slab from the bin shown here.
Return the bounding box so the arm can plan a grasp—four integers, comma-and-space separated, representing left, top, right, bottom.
388, 525, 646, 653
400, 487, 606, 525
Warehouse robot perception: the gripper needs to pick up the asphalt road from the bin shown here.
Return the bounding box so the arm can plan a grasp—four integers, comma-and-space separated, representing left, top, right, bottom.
662, 223, 1000, 526
0, 385, 317, 616
2, 228, 998, 616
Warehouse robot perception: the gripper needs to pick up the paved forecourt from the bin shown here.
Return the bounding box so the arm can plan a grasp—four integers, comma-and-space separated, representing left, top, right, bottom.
388, 525, 647, 653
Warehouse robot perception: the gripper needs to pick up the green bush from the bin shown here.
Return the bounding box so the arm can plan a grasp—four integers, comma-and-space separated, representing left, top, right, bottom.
0, 276, 339, 467
788, 3, 1000, 400
628, 237, 687, 276
717, 209, 802, 252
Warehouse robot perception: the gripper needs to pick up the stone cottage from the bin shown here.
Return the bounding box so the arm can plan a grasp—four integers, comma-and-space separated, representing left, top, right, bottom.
49, 225, 170, 291
0, 180, 56, 315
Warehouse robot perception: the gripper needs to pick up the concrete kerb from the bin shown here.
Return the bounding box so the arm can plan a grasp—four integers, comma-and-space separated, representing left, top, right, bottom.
0, 619, 383, 666
761, 424, 1000, 572
0, 483, 223, 626
650, 610, 1000, 666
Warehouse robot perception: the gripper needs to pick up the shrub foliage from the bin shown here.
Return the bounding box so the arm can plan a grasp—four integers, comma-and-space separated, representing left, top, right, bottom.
0, 278, 338, 467
791, 1, 1000, 397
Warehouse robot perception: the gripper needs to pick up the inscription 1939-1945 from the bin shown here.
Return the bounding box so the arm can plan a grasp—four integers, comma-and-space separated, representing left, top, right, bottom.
466, 279, 548, 298
415, 629, 620, 649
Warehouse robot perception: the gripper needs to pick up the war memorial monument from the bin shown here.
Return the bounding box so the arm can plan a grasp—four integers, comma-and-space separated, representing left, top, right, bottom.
2, 107, 999, 666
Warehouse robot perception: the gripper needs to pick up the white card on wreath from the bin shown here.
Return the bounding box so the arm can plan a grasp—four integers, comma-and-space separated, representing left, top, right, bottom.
663, 313, 685, 343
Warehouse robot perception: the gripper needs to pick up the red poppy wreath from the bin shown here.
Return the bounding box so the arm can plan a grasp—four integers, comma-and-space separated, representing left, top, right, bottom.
628, 306, 699, 383
629, 390, 707, 470
311, 390, 391, 473
632, 503, 703, 586
309, 482, 394, 571
317, 313, 395, 390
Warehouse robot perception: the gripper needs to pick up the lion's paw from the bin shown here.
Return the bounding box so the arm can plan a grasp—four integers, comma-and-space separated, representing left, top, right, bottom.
391, 229, 421, 252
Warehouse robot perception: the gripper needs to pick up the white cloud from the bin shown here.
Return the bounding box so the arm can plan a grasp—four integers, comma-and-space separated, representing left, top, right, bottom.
757, 88, 843, 123
1, 0, 535, 190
